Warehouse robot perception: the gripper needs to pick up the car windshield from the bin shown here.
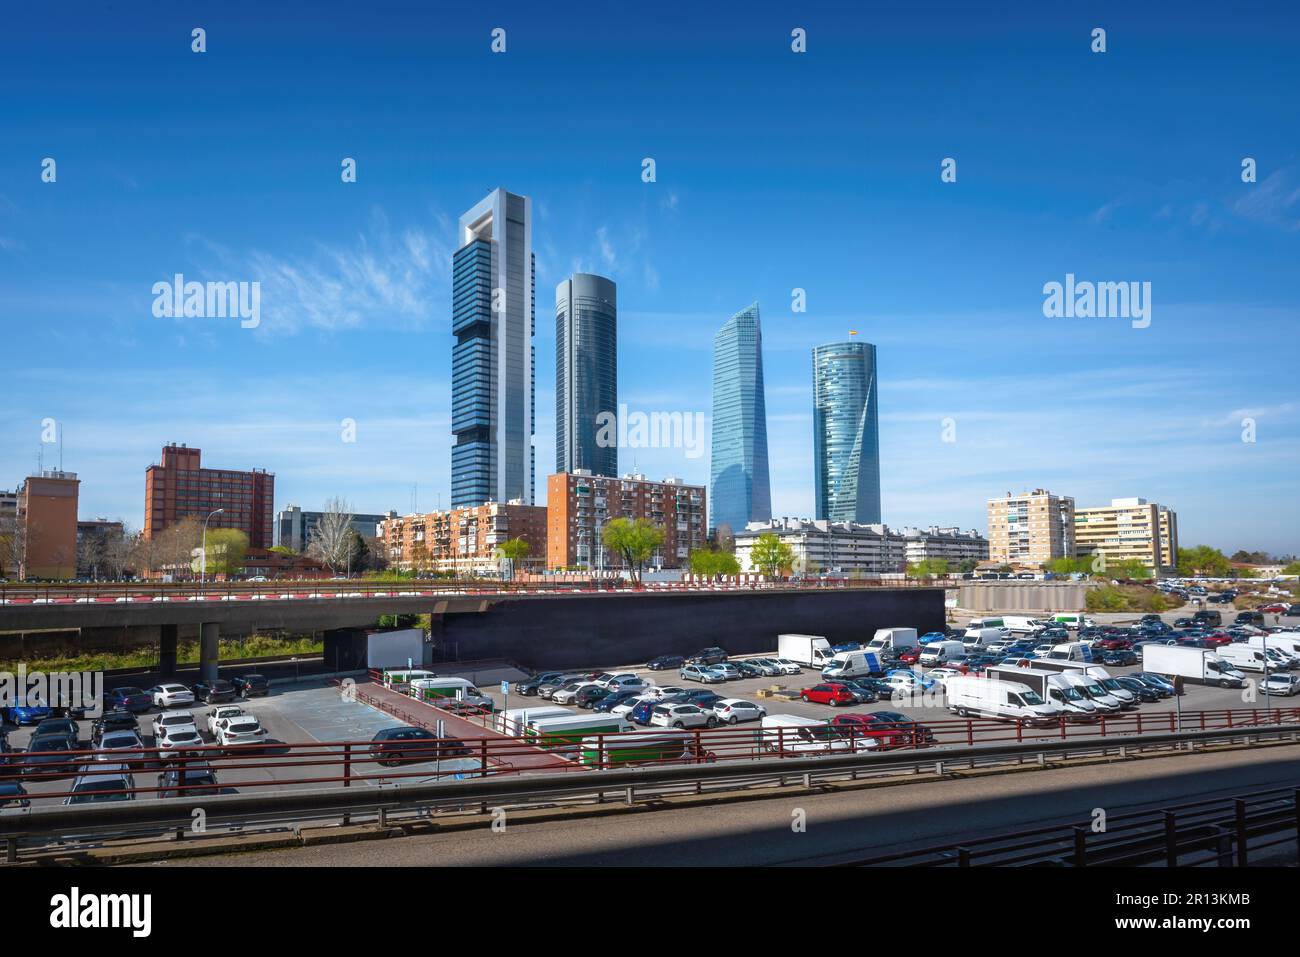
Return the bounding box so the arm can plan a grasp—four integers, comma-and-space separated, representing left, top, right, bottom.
71, 782, 130, 802
117, 688, 145, 696
1022, 691, 1045, 705
102, 735, 138, 747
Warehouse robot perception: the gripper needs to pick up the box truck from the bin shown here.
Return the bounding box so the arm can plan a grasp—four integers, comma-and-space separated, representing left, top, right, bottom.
866, 628, 920, 654
494, 705, 571, 736
919, 640, 966, 666
778, 634, 835, 667
821, 649, 883, 680
524, 713, 633, 751
578, 729, 692, 767
760, 714, 873, 754
944, 675, 1062, 725
1027, 661, 1124, 711
985, 666, 1097, 720
1139, 644, 1245, 688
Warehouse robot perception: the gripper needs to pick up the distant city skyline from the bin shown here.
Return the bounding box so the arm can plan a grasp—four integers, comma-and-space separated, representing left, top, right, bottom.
813, 340, 882, 525
709, 303, 772, 534
2, 2, 1298, 553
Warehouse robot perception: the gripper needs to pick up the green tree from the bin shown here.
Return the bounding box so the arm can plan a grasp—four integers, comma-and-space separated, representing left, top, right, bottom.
1283, 561, 1300, 577
495, 537, 530, 581
268, 544, 296, 556
601, 518, 664, 584
1108, 558, 1153, 581
689, 548, 740, 577
200, 528, 248, 577
906, 558, 949, 579
1177, 545, 1231, 578
748, 532, 795, 578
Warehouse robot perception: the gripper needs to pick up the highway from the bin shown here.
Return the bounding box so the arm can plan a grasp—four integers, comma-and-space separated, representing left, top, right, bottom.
165, 741, 1300, 867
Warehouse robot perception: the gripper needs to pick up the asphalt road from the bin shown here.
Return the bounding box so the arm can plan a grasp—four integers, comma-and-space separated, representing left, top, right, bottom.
167, 741, 1300, 867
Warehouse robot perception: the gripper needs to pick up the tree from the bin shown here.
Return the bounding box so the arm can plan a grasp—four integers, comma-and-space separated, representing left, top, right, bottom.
1283, 561, 1300, 577
906, 558, 950, 579
601, 518, 664, 584
957, 558, 980, 573
688, 548, 740, 577
713, 523, 736, 554
748, 532, 794, 578
201, 528, 248, 577
100, 524, 135, 579
153, 516, 202, 578
495, 537, 530, 581
268, 545, 297, 556
1177, 545, 1231, 578
306, 497, 356, 574
1109, 558, 1153, 581
0, 513, 36, 580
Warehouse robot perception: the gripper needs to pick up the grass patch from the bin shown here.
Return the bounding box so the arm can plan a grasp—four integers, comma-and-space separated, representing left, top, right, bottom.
0, 634, 323, 674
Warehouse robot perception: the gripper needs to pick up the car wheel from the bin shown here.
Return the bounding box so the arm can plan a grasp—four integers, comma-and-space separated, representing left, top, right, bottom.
672, 722, 684, 729
728, 715, 739, 725
801, 694, 809, 702
706, 717, 717, 728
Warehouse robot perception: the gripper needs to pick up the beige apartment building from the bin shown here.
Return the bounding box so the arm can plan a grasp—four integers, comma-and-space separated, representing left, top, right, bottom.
378, 501, 548, 577
986, 489, 1075, 567
1074, 497, 1178, 573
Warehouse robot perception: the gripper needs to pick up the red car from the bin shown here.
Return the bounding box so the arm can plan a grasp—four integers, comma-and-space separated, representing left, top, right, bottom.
1261, 604, 1289, 614
800, 683, 857, 707
829, 714, 909, 749
1202, 633, 1233, 646
1093, 637, 1132, 651
897, 648, 921, 665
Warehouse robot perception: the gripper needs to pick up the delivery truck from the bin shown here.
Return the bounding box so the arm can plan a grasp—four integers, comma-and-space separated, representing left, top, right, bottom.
820, 649, 883, 680
494, 705, 571, 736
1140, 644, 1246, 688
866, 628, 920, 654
985, 666, 1097, 720
944, 675, 1062, 725
578, 729, 692, 767
524, 713, 633, 752
777, 634, 836, 667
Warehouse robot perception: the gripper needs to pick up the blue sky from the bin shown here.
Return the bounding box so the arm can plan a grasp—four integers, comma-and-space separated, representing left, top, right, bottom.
1, 0, 1297, 554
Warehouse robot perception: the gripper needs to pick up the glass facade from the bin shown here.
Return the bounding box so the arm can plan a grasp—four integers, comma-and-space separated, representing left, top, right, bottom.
813, 340, 881, 524
450, 189, 535, 507
709, 303, 771, 534
556, 273, 617, 477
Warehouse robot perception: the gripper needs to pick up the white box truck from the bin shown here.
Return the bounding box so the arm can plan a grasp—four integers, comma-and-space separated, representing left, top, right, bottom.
778, 634, 835, 667
919, 639, 965, 666
985, 667, 1097, 720
1140, 644, 1245, 688
866, 628, 920, 654
945, 675, 1062, 725
821, 649, 882, 680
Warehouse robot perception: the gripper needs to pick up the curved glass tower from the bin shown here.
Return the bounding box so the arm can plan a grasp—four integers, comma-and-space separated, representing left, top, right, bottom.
556, 273, 617, 477
710, 303, 771, 534
813, 339, 881, 524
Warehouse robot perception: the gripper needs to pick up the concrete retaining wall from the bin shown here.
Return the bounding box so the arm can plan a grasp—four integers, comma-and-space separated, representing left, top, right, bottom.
957, 583, 1090, 614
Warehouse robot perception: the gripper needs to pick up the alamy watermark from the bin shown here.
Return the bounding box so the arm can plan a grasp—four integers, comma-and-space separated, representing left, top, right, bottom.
595, 404, 705, 459
0, 665, 103, 717
152, 273, 261, 329
1042, 273, 1151, 329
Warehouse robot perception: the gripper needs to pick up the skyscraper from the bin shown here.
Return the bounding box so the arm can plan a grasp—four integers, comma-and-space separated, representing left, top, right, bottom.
451, 188, 535, 507
710, 303, 771, 534
813, 339, 881, 524
555, 273, 617, 477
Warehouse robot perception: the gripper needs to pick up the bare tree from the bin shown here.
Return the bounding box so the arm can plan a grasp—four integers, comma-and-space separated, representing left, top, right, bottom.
307, 497, 356, 574
0, 514, 37, 580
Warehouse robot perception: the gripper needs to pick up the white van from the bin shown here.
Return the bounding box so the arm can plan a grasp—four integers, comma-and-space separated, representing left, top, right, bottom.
760, 714, 870, 754
945, 675, 1062, 725
1055, 671, 1122, 712
821, 650, 878, 680
1248, 634, 1300, 666
1046, 642, 1095, 662
919, 640, 965, 667
1002, 616, 1044, 635
1217, 644, 1272, 673
963, 627, 1005, 651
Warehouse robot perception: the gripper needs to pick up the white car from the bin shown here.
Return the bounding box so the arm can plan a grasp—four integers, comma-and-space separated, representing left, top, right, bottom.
96, 730, 146, 764
649, 703, 718, 729
712, 698, 766, 724
156, 726, 204, 760
215, 716, 268, 749
770, 659, 804, 675
149, 683, 196, 708
206, 705, 246, 736
610, 696, 650, 717
680, 664, 725, 684
151, 711, 199, 741
644, 686, 687, 701
550, 682, 596, 705
925, 668, 963, 687
1261, 673, 1300, 696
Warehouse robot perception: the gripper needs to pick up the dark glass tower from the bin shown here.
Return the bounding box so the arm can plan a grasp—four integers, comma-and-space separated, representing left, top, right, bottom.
709, 303, 772, 534
813, 339, 881, 523
556, 273, 618, 477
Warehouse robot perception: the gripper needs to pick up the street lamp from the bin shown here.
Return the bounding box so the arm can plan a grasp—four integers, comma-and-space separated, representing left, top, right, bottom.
200, 508, 225, 588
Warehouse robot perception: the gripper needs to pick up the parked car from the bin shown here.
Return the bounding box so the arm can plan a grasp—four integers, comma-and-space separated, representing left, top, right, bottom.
157, 762, 219, 798
151, 711, 199, 741
646, 655, 685, 671
709, 663, 741, 681
104, 687, 154, 714
1102, 649, 1139, 666
712, 698, 766, 724
191, 680, 237, 705
21, 735, 80, 777
149, 683, 196, 709
3, 701, 53, 726
734, 660, 767, 678
550, 682, 595, 705
628, 699, 661, 726
91, 710, 140, 747
537, 675, 584, 699
800, 683, 857, 707
1114, 676, 1162, 702
214, 715, 269, 750
649, 703, 718, 729
95, 729, 147, 767
676, 690, 725, 710
0, 782, 29, 807
574, 685, 613, 708
156, 725, 205, 761
746, 658, 785, 676
206, 705, 246, 736
681, 663, 726, 684
31, 717, 79, 749
688, 647, 728, 665
368, 726, 469, 766
867, 711, 936, 745
231, 674, 271, 698
828, 714, 909, 749
64, 763, 134, 804
1130, 672, 1177, 696
1261, 673, 1300, 697
516, 672, 568, 696
593, 691, 640, 713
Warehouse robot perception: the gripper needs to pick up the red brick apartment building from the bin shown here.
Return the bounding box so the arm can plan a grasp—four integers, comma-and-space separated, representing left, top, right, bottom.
547, 471, 706, 571
379, 501, 548, 576
9, 470, 80, 579
143, 444, 274, 549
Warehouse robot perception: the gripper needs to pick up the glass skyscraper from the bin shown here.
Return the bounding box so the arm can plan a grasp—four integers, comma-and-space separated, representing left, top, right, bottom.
556, 273, 617, 477
709, 303, 771, 534
813, 339, 881, 524
451, 188, 535, 507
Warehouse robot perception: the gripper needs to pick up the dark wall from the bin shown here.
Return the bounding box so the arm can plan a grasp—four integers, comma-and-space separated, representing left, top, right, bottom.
434, 588, 944, 670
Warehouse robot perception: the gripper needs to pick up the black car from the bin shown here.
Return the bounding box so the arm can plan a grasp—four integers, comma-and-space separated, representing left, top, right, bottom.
734, 660, 767, 678
21, 736, 78, 777
369, 727, 470, 767
191, 679, 237, 704
839, 680, 879, 703
646, 655, 685, 671
1102, 649, 1139, 666
593, 691, 640, 713
688, 647, 728, 666
30, 718, 79, 749
104, 687, 153, 713
91, 710, 140, 746
574, 685, 612, 709
1115, 676, 1161, 703
157, 763, 220, 799
231, 674, 270, 698
676, 690, 725, 709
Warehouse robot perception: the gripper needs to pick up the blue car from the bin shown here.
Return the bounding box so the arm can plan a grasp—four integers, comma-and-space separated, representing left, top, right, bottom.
593, 691, 639, 714
830, 642, 861, 654
103, 687, 153, 714
4, 703, 52, 726
628, 699, 659, 725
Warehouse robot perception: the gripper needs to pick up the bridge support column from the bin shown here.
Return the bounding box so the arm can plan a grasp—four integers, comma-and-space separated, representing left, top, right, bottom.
199, 622, 220, 682
157, 624, 179, 675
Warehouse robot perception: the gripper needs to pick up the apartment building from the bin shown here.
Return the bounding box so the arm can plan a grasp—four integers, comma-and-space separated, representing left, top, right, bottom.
143, 444, 275, 549
734, 518, 902, 576
1074, 497, 1179, 573
986, 489, 1076, 567
276, 505, 394, 552
900, 525, 989, 566
547, 471, 706, 571
379, 501, 548, 576
8, 471, 80, 579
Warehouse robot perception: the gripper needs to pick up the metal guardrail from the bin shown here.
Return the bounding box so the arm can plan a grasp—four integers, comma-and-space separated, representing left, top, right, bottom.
2, 722, 1295, 853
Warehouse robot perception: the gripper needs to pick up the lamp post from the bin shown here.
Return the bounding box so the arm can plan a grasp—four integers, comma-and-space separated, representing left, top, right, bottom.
200, 508, 224, 588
